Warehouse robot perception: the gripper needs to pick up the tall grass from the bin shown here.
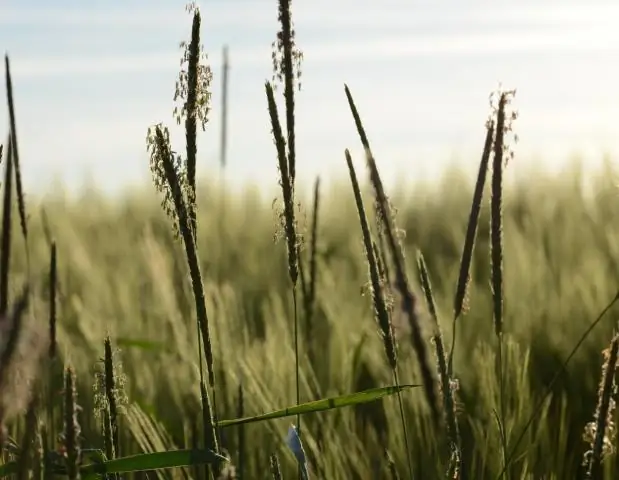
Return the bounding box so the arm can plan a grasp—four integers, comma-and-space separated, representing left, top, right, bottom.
2, 2, 619, 479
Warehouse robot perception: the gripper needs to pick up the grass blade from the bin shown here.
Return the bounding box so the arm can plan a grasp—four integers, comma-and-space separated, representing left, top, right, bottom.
217, 384, 421, 428
80, 449, 228, 476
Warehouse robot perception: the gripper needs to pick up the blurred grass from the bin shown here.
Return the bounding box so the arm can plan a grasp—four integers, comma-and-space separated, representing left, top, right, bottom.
10, 159, 619, 478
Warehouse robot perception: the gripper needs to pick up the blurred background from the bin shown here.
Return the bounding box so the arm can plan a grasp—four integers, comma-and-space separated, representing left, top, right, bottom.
1, 0, 618, 199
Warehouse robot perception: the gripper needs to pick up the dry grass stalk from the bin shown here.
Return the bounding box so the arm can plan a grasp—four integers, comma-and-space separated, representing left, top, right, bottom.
489, 89, 517, 477
417, 252, 462, 477
49, 241, 57, 359
305, 177, 320, 340
147, 126, 219, 468
173, 3, 212, 237
271, 0, 303, 184
265, 82, 299, 287
447, 120, 494, 375
346, 149, 415, 478
265, 75, 303, 446
345, 150, 397, 369
16, 394, 40, 480
270, 454, 283, 480
583, 334, 619, 479
103, 337, 122, 458
4, 56, 27, 249
63, 366, 81, 480
0, 136, 13, 317
344, 84, 440, 425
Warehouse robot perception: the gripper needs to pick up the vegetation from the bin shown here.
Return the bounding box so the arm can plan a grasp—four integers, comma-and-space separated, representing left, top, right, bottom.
2, 1, 619, 479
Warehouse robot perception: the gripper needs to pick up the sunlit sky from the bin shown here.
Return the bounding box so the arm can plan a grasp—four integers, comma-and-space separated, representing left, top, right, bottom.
1, 0, 618, 197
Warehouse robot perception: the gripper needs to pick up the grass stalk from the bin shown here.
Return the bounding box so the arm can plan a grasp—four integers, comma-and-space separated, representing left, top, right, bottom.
345, 149, 413, 478
447, 119, 494, 376
490, 91, 509, 479
417, 252, 463, 477
584, 334, 619, 478
344, 84, 440, 425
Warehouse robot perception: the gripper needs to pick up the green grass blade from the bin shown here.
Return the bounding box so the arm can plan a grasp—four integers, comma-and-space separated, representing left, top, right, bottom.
0, 449, 227, 479
217, 384, 421, 428
80, 449, 228, 476
116, 337, 170, 352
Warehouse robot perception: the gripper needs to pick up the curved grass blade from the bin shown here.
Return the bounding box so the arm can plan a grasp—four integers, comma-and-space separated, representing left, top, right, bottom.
217, 384, 421, 428
80, 449, 228, 477
0, 449, 227, 478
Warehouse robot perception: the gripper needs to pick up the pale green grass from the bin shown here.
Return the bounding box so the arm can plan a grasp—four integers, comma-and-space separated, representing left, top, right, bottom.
4, 161, 617, 478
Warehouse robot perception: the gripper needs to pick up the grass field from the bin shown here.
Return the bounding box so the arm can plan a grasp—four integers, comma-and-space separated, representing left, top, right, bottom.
1, 159, 618, 479
3, 2, 619, 479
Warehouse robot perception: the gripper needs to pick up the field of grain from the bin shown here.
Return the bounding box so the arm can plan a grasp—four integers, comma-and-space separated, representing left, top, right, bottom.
0, 159, 616, 479
3, 2, 619, 480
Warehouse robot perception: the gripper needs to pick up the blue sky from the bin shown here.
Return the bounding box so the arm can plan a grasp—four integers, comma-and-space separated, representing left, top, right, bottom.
1, 0, 619, 197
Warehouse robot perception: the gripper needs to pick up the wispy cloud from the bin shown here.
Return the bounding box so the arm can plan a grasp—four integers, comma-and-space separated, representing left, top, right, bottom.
2, 0, 618, 196
10, 24, 618, 80
5, 2, 618, 30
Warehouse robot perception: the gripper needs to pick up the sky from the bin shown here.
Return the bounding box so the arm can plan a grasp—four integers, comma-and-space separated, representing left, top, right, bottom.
1, 0, 619, 197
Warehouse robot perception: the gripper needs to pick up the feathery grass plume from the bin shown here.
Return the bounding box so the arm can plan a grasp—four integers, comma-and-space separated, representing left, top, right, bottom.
489, 88, 517, 478
583, 334, 619, 478
0, 136, 13, 317
62, 367, 81, 480
344, 84, 440, 425
271, 0, 303, 184
146, 125, 219, 464
345, 149, 414, 478
48, 242, 57, 359
174, 2, 212, 237
17, 394, 40, 480
269, 454, 283, 480
447, 120, 495, 376
236, 383, 245, 479
417, 252, 462, 477
286, 424, 309, 480
4, 56, 28, 252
